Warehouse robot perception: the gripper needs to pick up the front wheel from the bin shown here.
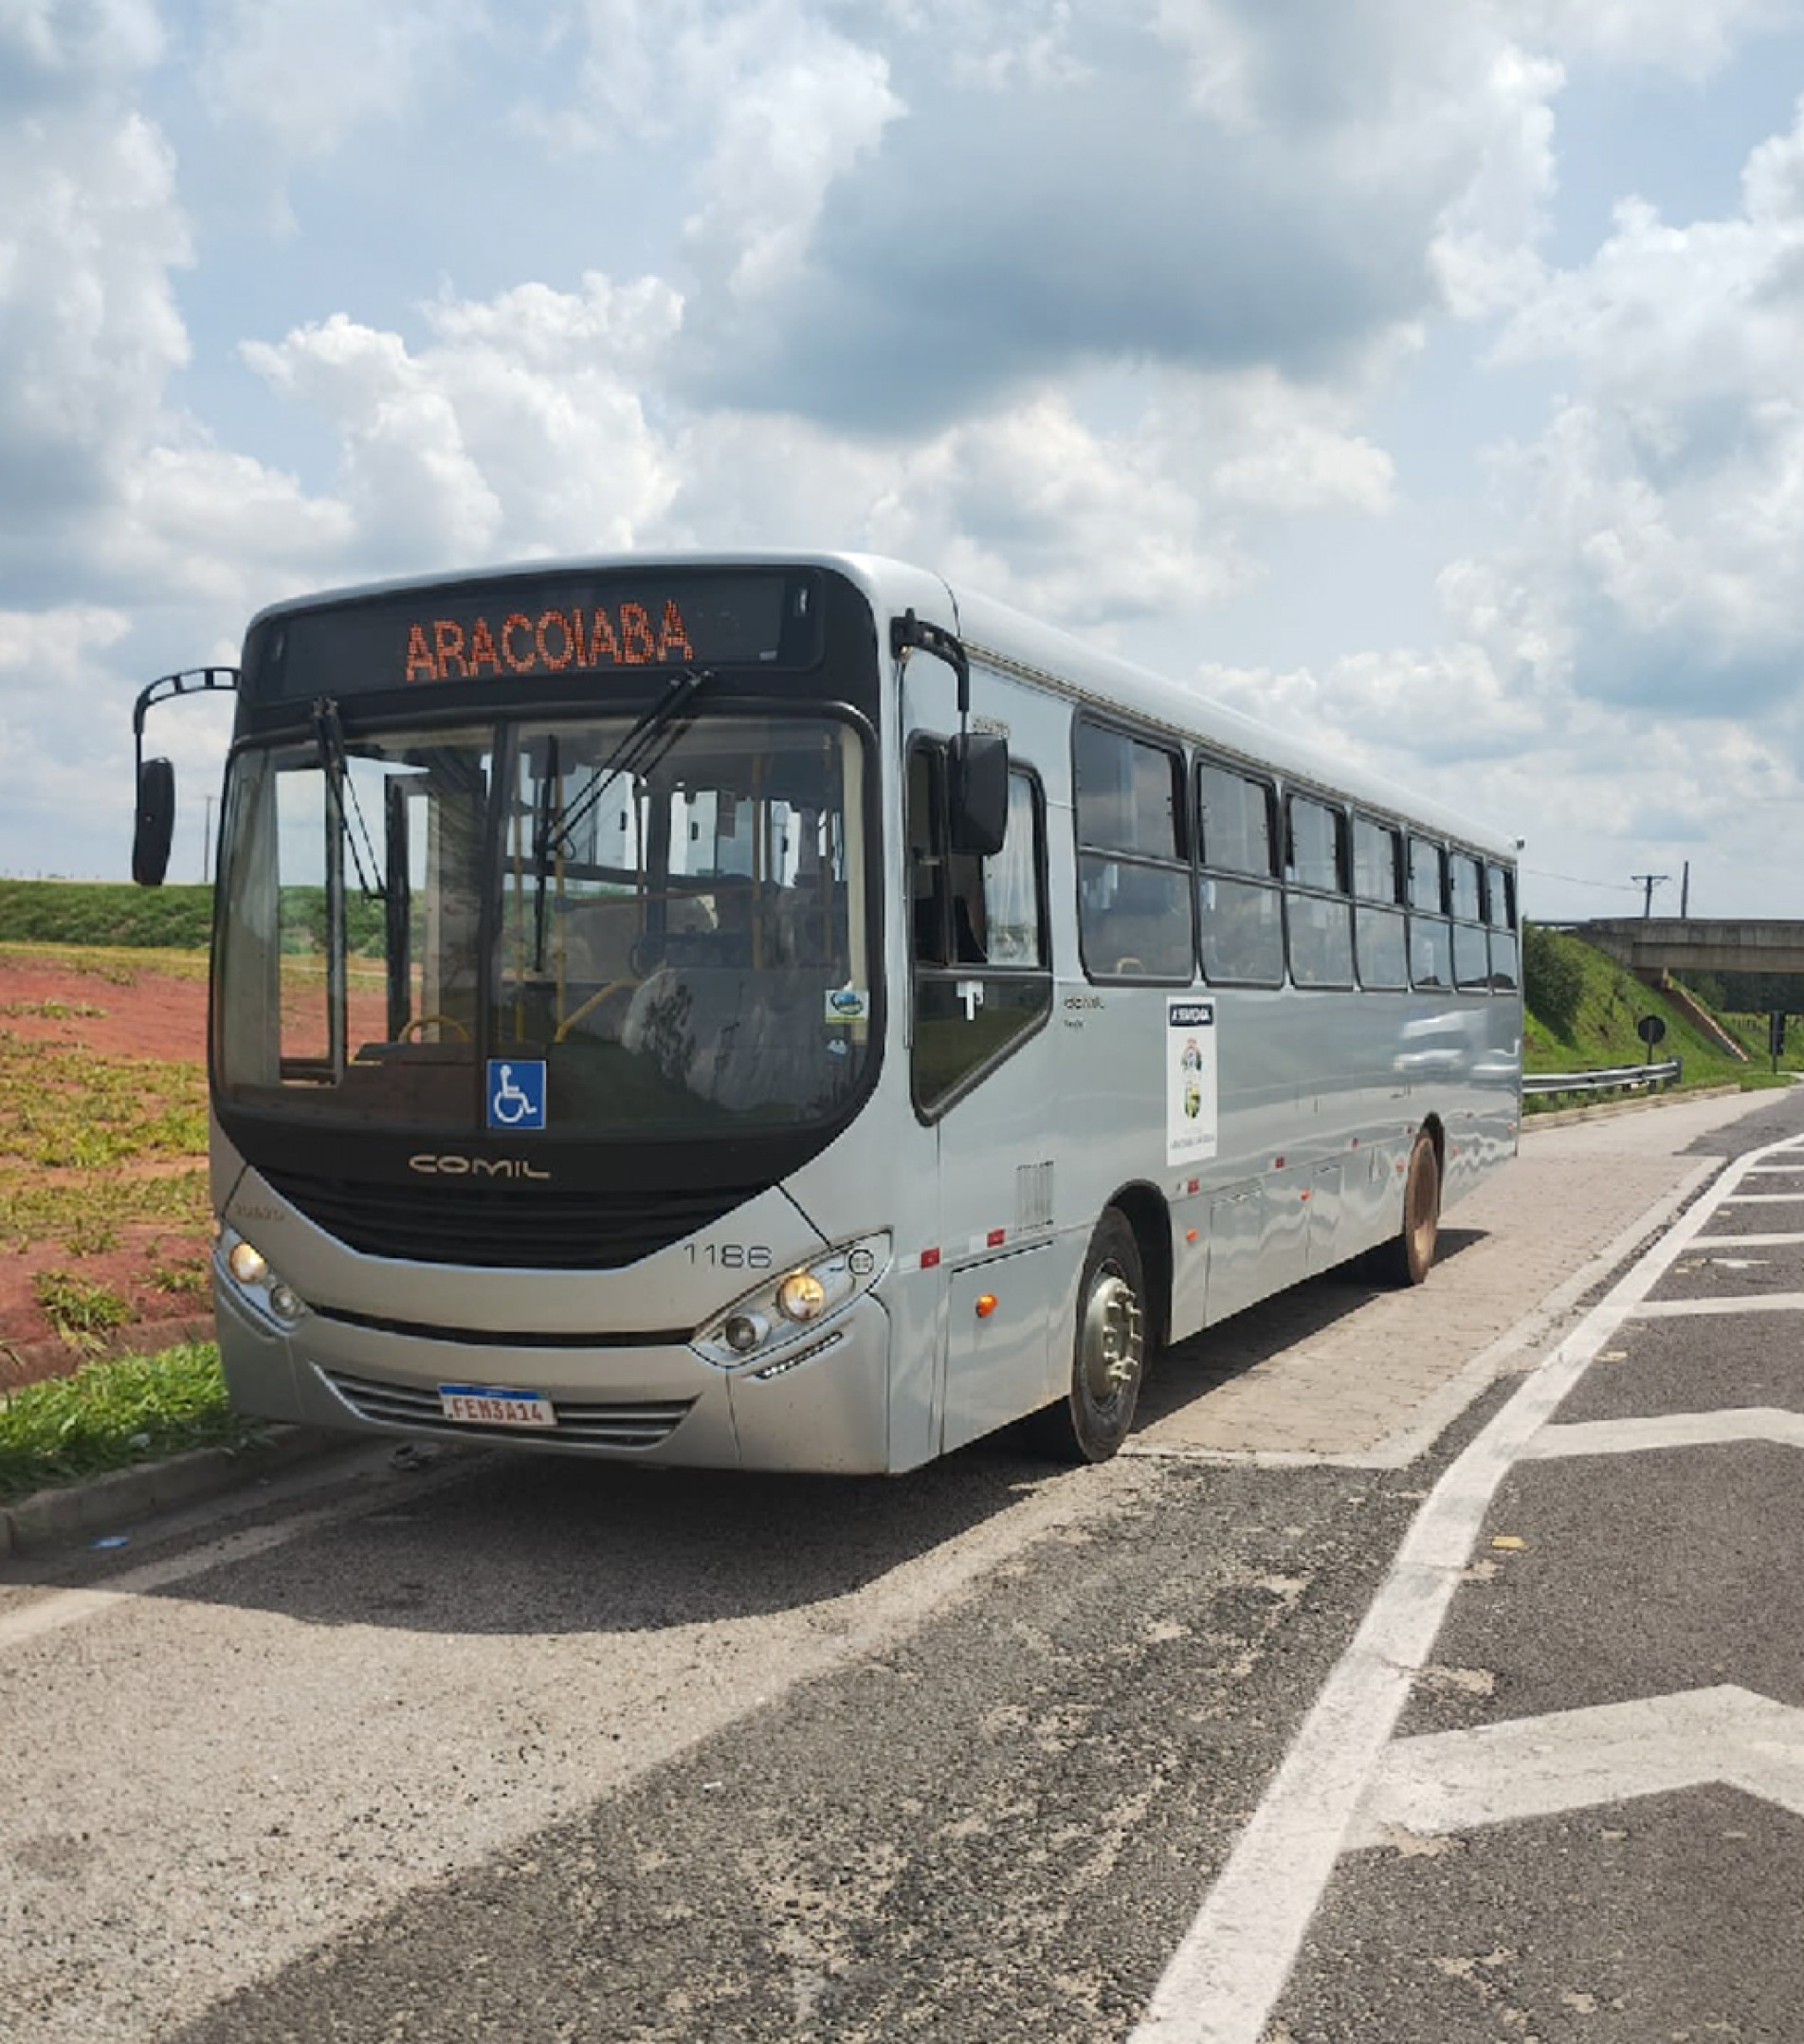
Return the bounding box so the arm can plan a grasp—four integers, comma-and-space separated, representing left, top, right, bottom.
1027, 1209, 1147, 1463
1375, 1130, 1441, 1287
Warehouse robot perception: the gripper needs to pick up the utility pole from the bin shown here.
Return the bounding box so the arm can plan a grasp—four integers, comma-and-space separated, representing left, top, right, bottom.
1631, 872, 1668, 919
202, 795, 215, 885
1680, 860, 1689, 917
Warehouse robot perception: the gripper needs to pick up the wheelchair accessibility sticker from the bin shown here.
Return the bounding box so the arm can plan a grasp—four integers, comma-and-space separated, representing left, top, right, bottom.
487, 1060, 547, 1131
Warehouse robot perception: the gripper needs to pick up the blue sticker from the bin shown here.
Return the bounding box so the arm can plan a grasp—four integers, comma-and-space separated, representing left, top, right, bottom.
486, 1059, 547, 1130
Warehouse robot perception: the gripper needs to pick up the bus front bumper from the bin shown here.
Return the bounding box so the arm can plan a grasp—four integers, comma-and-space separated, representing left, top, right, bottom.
214, 1284, 895, 1474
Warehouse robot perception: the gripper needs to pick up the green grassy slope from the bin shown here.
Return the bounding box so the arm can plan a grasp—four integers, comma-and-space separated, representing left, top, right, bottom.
1523, 925, 1799, 1096
0, 881, 214, 948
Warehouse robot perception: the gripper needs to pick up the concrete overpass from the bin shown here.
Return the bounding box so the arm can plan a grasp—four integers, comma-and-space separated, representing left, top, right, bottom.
1576, 918, 1804, 976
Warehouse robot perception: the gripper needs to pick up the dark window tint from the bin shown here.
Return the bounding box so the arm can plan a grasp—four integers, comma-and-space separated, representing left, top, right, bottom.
1409, 836, 1445, 912
909, 746, 1050, 1114
1198, 875, 1284, 985
1356, 905, 1408, 989
1410, 916, 1449, 990
1488, 930, 1520, 990
1079, 856, 1193, 978
1196, 762, 1275, 876
1075, 722, 1182, 860
1453, 920, 1491, 990
1288, 894, 1354, 987
1287, 796, 1346, 893
1449, 852, 1482, 923
1485, 863, 1517, 930
1353, 817, 1403, 903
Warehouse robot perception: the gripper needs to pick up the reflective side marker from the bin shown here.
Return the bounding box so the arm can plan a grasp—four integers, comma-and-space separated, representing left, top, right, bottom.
975, 1293, 998, 1319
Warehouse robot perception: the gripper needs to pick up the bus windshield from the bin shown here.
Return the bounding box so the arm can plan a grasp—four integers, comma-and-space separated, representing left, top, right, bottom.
214, 710, 874, 1138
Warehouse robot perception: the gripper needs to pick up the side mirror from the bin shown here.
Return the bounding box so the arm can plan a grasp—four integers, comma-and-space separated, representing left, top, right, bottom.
133, 757, 175, 886
947, 733, 1010, 857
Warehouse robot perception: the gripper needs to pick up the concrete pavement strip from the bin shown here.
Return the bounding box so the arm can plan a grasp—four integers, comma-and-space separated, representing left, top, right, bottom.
0, 1425, 347, 1560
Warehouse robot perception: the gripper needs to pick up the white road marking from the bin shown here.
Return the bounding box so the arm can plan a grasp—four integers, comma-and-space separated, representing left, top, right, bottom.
1124, 1159, 1725, 1472
1522, 1409, 1804, 1458
1129, 1127, 1804, 2044
1692, 1232, 1804, 1247
1347, 1687, 1804, 1845
0, 1457, 477, 1652
1718, 1192, 1804, 1203
1631, 1293, 1804, 1317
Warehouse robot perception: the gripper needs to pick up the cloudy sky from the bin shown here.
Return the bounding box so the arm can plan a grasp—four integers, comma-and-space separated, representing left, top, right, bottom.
6, 0, 1804, 919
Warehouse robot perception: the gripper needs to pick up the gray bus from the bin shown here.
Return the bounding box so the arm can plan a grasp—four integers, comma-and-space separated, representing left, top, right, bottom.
130, 553, 1521, 1471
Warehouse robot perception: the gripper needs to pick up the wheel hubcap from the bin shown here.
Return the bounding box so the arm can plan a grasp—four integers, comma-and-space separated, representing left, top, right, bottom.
1082, 1269, 1142, 1403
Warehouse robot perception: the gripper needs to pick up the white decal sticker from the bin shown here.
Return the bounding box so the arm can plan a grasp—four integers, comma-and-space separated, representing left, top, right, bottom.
1166, 997, 1218, 1167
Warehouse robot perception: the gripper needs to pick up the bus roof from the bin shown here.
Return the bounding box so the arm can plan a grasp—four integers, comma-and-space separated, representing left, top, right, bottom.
246, 549, 1518, 862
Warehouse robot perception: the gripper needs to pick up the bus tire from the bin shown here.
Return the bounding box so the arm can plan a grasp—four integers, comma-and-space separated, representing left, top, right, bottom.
1028, 1209, 1146, 1463
1376, 1131, 1441, 1287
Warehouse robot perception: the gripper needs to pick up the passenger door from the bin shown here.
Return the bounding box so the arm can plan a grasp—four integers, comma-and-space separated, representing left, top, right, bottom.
906, 742, 1059, 1451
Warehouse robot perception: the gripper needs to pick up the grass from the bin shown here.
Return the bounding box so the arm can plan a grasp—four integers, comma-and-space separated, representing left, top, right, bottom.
1523, 927, 1801, 1109
0, 1034, 207, 1169
33, 1269, 134, 1350
0, 881, 215, 949
0, 1168, 210, 1256
0, 1341, 261, 1503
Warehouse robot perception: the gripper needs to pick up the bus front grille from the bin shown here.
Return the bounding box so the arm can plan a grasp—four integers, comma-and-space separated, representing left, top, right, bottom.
320, 1368, 693, 1449
260, 1170, 759, 1268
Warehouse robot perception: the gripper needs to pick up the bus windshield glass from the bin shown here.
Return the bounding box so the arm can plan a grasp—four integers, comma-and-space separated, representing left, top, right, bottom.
214, 711, 873, 1138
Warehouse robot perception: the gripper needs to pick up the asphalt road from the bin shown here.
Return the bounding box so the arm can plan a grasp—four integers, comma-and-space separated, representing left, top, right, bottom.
4, 1088, 1801, 2044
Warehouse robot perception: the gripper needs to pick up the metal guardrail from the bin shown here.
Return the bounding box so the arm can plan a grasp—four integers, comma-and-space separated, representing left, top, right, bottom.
1522, 1057, 1683, 1098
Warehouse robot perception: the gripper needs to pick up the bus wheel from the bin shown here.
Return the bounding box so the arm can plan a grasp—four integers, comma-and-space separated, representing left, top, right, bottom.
1377, 1131, 1441, 1287
1030, 1209, 1146, 1463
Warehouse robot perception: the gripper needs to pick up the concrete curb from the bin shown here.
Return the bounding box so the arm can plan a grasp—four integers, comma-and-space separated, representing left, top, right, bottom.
1524, 1083, 1751, 1132
0, 1425, 347, 1560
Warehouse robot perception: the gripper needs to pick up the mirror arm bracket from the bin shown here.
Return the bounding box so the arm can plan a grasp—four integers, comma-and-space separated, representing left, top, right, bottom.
890, 610, 971, 721
131, 666, 241, 783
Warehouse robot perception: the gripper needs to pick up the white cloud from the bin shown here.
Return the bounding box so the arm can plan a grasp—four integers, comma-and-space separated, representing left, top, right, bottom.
1465, 100, 1804, 708
195, 0, 488, 183
1515, 0, 1791, 82
554, 0, 903, 300
0, 0, 163, 97
243, 278, 686, 571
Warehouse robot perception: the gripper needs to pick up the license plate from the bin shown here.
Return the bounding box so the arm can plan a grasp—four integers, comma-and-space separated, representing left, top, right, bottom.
437, 1383, 556, 1429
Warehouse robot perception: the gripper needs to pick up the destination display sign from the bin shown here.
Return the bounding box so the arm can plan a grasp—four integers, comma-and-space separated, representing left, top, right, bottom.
246, 570, 818, 700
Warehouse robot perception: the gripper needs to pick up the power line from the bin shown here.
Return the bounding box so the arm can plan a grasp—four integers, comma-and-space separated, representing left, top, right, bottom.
1522, 867, 1641, 893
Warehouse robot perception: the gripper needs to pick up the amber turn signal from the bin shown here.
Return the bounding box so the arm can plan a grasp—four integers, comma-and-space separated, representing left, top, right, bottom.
975, 1293, 998, 1319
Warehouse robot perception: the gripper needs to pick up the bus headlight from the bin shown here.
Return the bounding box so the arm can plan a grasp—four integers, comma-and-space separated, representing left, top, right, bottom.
776, 1272, 827, 1323
692, 1234, 890, 1369
228, 1240, 268, 1287
220, 1230, 307, 1329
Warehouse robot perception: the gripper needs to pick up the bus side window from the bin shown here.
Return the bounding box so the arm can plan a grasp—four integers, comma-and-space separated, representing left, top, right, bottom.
1351, 813, 1408, 991
1408, 833, 1449, 991
910, 744, 1051, 1116
908, 747, 948, 965
1074, 720, 1192, 981
1196, 757, 1284, 986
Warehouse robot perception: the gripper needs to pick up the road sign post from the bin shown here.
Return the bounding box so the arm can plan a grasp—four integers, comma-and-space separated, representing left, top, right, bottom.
1636, 1013, 1667, 1068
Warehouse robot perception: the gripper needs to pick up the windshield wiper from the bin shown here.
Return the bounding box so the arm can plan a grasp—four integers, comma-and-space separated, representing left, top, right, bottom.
526, 668, 716, 969
548, 667, 717, 864
311, 697, 386, 901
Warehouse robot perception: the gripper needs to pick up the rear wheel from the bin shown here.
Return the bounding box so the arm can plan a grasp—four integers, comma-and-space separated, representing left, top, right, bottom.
1376, 1130, 1441, 1286
1027, 1209, 1146, 1463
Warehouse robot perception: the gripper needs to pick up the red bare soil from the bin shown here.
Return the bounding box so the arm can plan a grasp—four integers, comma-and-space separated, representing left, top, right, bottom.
0, 958, 207, 1062
0, 957, 213, 1391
